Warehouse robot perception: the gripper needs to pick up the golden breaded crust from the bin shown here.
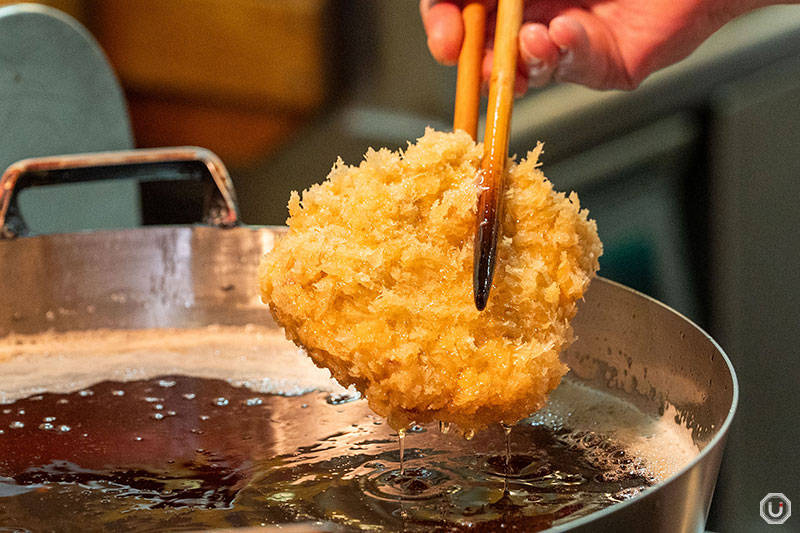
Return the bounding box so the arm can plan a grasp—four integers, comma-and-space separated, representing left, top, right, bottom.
259, 129, 602, 432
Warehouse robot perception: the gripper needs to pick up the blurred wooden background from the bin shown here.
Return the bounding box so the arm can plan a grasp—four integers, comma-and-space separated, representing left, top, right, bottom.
0, 0, 330, 168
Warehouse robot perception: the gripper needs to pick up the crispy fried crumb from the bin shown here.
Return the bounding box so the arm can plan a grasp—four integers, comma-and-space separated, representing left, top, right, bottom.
259, 129, 602, 432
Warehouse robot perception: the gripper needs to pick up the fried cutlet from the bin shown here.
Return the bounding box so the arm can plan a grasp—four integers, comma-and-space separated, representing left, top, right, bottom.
259, 129, 602, 432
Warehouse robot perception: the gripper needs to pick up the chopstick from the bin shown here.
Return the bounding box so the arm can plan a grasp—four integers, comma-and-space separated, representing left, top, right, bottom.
473, 0, 522, 311
453, 0, 486, 140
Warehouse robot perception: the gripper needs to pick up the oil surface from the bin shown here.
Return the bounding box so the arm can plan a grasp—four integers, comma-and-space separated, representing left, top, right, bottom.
1, 375, 656, 532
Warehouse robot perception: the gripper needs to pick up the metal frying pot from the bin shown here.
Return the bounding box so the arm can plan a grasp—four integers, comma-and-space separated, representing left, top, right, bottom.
0, 150, 737, 532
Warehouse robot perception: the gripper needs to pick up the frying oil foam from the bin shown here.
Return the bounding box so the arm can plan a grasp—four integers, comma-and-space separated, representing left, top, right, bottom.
0, 326, 345, 404
531, 379, 699, 481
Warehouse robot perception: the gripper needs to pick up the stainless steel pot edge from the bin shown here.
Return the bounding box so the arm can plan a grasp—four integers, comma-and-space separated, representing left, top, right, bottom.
548, 277, 739, 532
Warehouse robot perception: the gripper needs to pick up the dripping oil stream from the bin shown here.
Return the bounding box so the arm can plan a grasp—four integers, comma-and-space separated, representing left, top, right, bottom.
502, 422, 513, 469
502, 422, 513, 493
398, 428, 406, 475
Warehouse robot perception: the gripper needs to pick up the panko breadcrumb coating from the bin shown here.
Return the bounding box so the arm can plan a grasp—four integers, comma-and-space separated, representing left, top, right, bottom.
259, 129, 601, 432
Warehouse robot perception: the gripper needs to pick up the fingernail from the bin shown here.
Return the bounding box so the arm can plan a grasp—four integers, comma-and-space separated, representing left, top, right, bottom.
528, 60, 546, 79
559, 47, 574, 66
525, 57, 543, 77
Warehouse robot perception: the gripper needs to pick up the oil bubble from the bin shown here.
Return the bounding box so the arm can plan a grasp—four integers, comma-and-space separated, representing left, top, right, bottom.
326, 391, 361, 405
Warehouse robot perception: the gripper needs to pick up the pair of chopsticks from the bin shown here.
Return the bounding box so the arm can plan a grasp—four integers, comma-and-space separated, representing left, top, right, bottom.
454, 0, 523, 311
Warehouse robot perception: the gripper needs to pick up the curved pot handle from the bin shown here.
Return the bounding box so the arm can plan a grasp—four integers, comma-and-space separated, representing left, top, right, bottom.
0, 146, 240, 238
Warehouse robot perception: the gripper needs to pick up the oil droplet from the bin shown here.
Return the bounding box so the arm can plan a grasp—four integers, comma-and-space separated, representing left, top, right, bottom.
2, 409, 10, 415
134, 436, 143, 441
112, 390, 125, 397
199, 415, 210, 421
213, 398, 229, 407
438, 421, 451, 434
153, 404, 164, 411
182, 393, 196, 400
59, 425, 71, 432
301, 403, 309, 409
245, 398, 263, 406
9, 421, 24, 429
39, 423, 55, 431
57, 399, 69, 405
152, 413, 165, 420
409, 424, 424, 433
78, 390, 94, 397
166, 410, 176, 417
43, 416, 57, 422
158, 379, 176, 388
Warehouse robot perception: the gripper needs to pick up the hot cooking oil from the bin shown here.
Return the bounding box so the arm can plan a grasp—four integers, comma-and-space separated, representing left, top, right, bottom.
1, 375, 658, 532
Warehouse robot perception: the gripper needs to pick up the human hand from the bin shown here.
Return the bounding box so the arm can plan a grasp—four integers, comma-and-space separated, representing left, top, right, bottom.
421, 0, 764, 91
